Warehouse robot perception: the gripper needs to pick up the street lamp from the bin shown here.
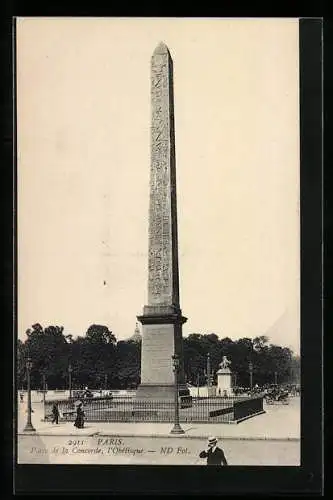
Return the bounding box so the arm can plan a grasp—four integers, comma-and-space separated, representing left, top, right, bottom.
68, 363, 73, 399
23, 357, 36, 432
41, 371, 47, 406
170, 354, 184, 434
206, 352, 211, 390
196, 372, 200, 397
249, 361, 253, 392
274, 371, 278, 386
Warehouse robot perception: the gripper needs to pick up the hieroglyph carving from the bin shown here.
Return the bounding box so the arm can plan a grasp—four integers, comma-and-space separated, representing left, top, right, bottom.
148, 52, 173, 305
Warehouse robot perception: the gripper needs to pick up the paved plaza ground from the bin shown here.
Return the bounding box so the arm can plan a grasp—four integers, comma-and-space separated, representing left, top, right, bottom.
17, 394, 300, 465
18, 396, 300, 440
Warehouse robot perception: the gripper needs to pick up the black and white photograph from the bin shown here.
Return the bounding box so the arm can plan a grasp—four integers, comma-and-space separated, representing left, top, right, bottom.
15, 17, 306, 471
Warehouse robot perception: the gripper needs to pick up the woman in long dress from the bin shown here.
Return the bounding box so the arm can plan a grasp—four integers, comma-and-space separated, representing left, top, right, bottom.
74, 402, 85, 428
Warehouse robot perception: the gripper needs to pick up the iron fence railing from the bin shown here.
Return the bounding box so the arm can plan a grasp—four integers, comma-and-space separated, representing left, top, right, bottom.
233, 396, 263, 420
44, 395, 263, 423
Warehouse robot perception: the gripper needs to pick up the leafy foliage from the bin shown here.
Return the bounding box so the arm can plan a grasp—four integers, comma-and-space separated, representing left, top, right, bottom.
17, 324, 300, 389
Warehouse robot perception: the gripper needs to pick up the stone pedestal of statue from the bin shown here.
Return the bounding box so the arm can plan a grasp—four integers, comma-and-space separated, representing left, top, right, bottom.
216, 356, 233, 397
217, 368, 233, 396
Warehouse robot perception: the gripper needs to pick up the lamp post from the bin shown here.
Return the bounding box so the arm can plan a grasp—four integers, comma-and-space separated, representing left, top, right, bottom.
170, 354, 184, 434
68, 363, 73, 399
196, 372, 200, 397
249, 361, 253, 392
104, 373, 108, 391
23, 357, 36, 432
42, 372, 46, 406
206, 352, 211, 392
274, 371, 278, 386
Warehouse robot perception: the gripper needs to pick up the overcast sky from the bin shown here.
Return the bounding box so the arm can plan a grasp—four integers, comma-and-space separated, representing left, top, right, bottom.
17, 18, 300, 354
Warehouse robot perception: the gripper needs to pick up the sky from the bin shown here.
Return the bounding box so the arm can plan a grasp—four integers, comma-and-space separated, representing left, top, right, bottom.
17, 18, 300, 354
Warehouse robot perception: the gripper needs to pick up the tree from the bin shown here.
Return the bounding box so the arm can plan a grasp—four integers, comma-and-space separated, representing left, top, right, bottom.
289, 355, 300, 384
85, 324, 116, 345
70, 325, 117, 388
17, 339, 27, 389
22, 324, 69, 388
253, 335, 269, 352
182, 333, 298, 388
17, 323, 299, 390
114, 340, 141, 388
265, 344, 293, 384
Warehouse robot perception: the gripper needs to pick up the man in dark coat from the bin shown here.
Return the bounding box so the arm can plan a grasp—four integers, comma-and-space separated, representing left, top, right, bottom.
199, 436, 228, 465
51, 402, 60, 424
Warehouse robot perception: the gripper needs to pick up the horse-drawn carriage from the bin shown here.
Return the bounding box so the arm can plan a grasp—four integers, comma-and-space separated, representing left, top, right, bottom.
265, 387, 289, 405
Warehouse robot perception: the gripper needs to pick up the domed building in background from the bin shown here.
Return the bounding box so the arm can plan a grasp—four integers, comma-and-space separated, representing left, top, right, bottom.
129, 322, 142, 343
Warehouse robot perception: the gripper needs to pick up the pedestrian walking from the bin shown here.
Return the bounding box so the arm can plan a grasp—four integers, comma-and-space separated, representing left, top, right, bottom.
74, 402, 85, 428
199, 436, 228, 466
51, 402, 60, 424
20, 392, 24, 403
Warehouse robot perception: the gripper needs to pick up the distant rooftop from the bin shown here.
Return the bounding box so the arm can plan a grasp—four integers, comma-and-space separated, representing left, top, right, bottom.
129, 322, 141, 342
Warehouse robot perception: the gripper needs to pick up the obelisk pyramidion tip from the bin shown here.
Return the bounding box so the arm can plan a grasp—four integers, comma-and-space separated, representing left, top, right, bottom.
153, 41, 170, 56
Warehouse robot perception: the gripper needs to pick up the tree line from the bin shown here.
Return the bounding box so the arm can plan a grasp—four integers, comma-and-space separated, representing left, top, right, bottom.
17, 323, 300, 390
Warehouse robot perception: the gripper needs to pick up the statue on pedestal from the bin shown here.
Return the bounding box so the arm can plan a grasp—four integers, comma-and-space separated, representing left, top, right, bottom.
219, 356, 231, 370
217, 356, 232, 396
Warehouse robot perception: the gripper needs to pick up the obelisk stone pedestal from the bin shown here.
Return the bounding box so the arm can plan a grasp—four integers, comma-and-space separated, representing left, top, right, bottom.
136, 42, 189, 400
137, 310, 187, 400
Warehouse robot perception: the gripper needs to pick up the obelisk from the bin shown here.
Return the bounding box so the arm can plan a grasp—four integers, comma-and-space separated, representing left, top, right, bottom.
137, 42, 188, 400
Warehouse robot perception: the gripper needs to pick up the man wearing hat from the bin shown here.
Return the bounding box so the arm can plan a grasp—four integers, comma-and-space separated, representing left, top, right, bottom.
199, 436, 228, 465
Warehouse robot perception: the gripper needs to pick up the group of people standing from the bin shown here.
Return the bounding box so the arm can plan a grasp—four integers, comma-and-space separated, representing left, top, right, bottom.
51, 401, 85, 428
